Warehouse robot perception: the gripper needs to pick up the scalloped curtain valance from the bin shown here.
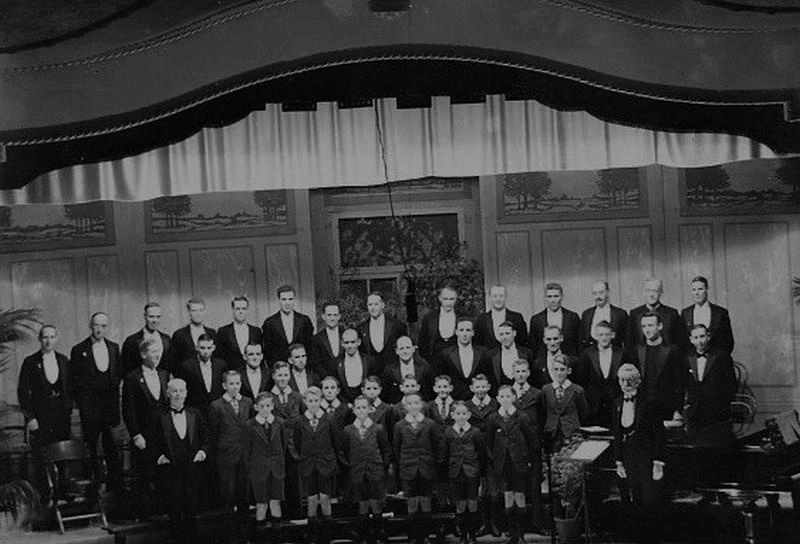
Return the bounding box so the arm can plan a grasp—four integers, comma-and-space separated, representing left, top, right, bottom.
0, 95, 776, 205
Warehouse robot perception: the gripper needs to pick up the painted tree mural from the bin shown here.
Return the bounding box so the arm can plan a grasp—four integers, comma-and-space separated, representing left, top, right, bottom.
253, 190, 286, 223
151, 195, 192, 228
63, 201, 105, 234
596, 168, 639, 206
685, 166, 730, 203
503, 172, 552, 211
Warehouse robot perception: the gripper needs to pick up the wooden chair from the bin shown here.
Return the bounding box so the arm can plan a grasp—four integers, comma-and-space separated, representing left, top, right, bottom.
730, 361, 757, 425
43, 439, 108, 533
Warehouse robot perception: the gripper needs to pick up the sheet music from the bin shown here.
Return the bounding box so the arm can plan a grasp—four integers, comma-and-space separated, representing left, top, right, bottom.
570, 440, 611, 462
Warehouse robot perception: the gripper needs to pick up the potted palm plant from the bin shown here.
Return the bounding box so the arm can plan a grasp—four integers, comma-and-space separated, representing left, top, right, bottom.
551, 436, 587, 543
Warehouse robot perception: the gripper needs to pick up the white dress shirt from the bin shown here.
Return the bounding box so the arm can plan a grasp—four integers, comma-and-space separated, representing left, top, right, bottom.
92, 339, 110, 373
171, 409, 187, 439
500, 345, 519, 379
142, 328, 163, 350
458, 345, 474, 377
142, 366, 161, 399
598, 346, 613, 379
399, 359, 415, 381
439, 310, 456, 340
344, 354, 363, 388
696, 354, 708, 382
199, 360, 213, 393
190, 323, 205, 347
491, 308, 507, 339
621, 396, 636, 428
292, 369, 310, 394
233, 322, 250, 355
246, 366, 262, 396
591, 305, 612, 340
280, 311, 294, 342
326, 327, 341, 357
547, 309, 564, 330
369, 315, 386, 353
42, 351, 59, 384
693, 302, 712, 328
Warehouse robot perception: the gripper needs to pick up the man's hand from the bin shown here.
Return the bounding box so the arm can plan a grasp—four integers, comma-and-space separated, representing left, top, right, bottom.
193, 450, 207, 463
672, 411, 684, 422
133, 434, 146, 450
652, 462, 664, 481
27, 419, 39, 432
615, 461, 627, 479
156, 455, 170, 465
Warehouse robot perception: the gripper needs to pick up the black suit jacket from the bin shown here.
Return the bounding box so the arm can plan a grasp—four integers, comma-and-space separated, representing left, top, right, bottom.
575, 346, 623, 427
121, 329, 173, 375
628, 304, 685, 351
17, 351, 72, 431
439, 344, 489, 400
152, 405, 210, 463
417, 309, 460, 367
175, 357, 226, 417
612, 395, 665, 474
122, 366, 170, 440
359, 315, 408, 375
237, 364, 271, 399
474, 309, 529, 351
486, 345, 535, 392
529, 308, 581, 358
171, 325, 217, 368
215, 323, 263, 369
70, 337, 122, 426
288, 369, 320, 394
685, 349, 737, 430
335, 353, 376, 403
381, 354, 434, 404
310, 327, 343, 377
681, 303, 735, 355
261, 311, 314, 366
579, 305, 629, 350
631, 343, 688, 420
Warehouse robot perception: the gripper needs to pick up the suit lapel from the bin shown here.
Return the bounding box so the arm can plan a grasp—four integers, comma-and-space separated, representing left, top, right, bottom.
637, 346, 646, 377
382, 318, 392, 350
589, 349, 602, 379
688, 355, 699, 381
610, 350, 622, 380
186, 409, 196, 447
709, 306, 720, 336
702, 353, 718, 379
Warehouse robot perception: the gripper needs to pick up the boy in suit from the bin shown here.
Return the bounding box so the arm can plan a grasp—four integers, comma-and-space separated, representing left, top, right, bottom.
216, 295, 263, 370
242, 392, 287, 528
340, 395, 391, 544
209, 370, 253, 539
262, 285, 315, 366
320, 375, 353, 428
393, 393, 441, 544
542, 357, 588, 453
289, 343, 319, 396
288, 386, 341, 543
464, 374, 499, 536
576, 320, 623, 428
443, 401, 485, 544
362, 376, 390, 432
441, 318, 489, 400
529, 283, 581, 359
239, 342, 270, 400
684, 324, 738, 432
153, 378, 210, 544
424, 375, 456, 508
271, 360, 304, 517
171, 297, 217, 366
176, 333, 225, 419
388, 374, 421, 432
486, 385, 538, 544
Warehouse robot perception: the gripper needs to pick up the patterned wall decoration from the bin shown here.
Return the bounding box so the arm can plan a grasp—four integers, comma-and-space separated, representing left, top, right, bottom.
680, 158, 800, 216
497, 167, 648, 223
0, 201, 115, 252
144, 190, 294, 242
326, 177, 472, 204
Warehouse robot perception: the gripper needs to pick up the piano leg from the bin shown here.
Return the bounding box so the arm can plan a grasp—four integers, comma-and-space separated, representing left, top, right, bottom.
741, 500, 757, 544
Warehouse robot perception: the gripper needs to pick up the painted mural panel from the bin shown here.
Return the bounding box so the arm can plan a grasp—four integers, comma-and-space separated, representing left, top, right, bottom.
0, 201, 115, 252
145, 251, 182, 334
498, 167, 648, 222
144, 190, 294, 242
190, 247, 257, 327
680, 158, 800, 216
86, 255, 123, 342
616, 226, 654, 311
541, 229, 606, 311
724, 222, 794, 386
496, 232, 533, 319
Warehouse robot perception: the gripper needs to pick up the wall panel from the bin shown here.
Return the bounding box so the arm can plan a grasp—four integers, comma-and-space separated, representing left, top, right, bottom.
616, 226, 654, 310
265, 244, 300, 315
541, 228, 606, 312
495, 232, 533, 319
145, 250, 182, 334
678, 224, 715, 308
190, 247, 256, 327
86, 255, 123, 342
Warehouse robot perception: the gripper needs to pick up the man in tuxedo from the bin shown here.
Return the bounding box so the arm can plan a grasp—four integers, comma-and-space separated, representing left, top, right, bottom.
172, 298, 217, 366
121, 302, 173, 375
238, 343, 270, 399
440, 317, 489, 400
176, 334, 225, 419
121, 337, 170, 518
70, 312, 122, 486
685, 324, 738, 432
359, 292, 408, 376
576, 320, 623, 428
216, 295, 263, 370
486, 321, 534, 392
629, 313, 687, 422
418, 284, 460, 372
681, 276, 735, 355
381, 335, 434, 403
532, 325, 578, 389
628, 279, 685, 351
17, 325, 72, 449
474, 284, 529, 351
529, 282, 581, 358
311, 302, 343, 377
288, 343, 319, 396
262, 284, 314, 366
335, 328, 376, 403
580, 280, 629, 351
153, 378, 210, 543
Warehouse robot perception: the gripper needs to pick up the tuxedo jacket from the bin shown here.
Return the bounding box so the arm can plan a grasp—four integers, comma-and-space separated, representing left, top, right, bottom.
171, 325, 217, 368
288, 369, 320, 395
439, 344, 489, 400
310, 328, 343, 378
359, 316, 408, 375
612, 395, 665, 472
17, 351, 72, 427
580, 305, 629, 350
208, 395, 254, 461
122, 366, 170, 440
152, 405, 210, 463
341, 422, 391, 482
474, 310, 529, 351
541, 383, 588, 437
175, 357, 226, 417
242, 416, 287, 479
681, 303, 735, 355
417, 309, 460, 366
628, 304, 685, 351
70, 337, 122, 426
576, 346, 623, 427
335, 353, 377, 403
121, 329, 173, 375
685, 348, 737, 430
486, 345, 535, 392
531, 353, 578, 390
261, 311, 314, 366
485, 410, 537, 473
393, 417, 441, 480
442, 425, 485, 479
237, 364, 271, 399
381, 354, 434, 404
529, 308, 581, 359
287, 412, 340, 477
631, 343, 688, 420
215, 323, 263, 369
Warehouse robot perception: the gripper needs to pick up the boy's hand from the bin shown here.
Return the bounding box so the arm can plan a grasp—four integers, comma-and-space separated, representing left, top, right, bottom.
652, 462, 664, 481
615, 462, 627, 479
157, 455, 170, 465
193, 450, 207, 463
27, 419, 39, 432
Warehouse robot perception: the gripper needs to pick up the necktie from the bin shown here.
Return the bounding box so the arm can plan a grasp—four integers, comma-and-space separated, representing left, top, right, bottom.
555, 386, 564, 400
230, 397, 240, 414
623, 395, 636, 403
439, 403, 447, 418
264, 422, 271, 435
310, 416, 319, 430
458, 427, 465, 437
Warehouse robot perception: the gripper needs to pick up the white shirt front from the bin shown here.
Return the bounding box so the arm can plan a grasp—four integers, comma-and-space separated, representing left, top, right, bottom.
696, 354, 708, 382
292, 369, 310, 394
621, 397, 635, 428
42, 351, 59, 384
280, 311, 294, 342
344, 354, 363, 388
547, 309, 563, 330
693, 302, 711, 328
142, 328, 163, 350
92, 339, 110, 373
246, 366, 262, 396
233, 322, 250, 355
199, 360, 213, 393
591, 305, 612, 341
435, 396, 454, 418
189, 323, 205, 347
142, 366, 161, 399
171, 409, 187, 439
598, 346, 613, 379
439, 310, 456, 340
399, 359, 415, 380
326, 327, 340, 357
369, 315, 386, 353
491, 308, 507, 339
500, 345, 519, 379
458, 344, 474, 377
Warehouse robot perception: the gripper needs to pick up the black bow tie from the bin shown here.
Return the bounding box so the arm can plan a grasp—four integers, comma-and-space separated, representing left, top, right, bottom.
171, 407, 185, 414
623, 396, 636, 403
696, 352, 707, 358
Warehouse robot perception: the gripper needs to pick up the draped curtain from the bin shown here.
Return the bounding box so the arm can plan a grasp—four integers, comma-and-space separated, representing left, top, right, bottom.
0, 95, 776, 205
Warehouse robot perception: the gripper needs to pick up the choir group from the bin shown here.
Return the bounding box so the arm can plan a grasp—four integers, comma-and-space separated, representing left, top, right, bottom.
15, 277, 737, 544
